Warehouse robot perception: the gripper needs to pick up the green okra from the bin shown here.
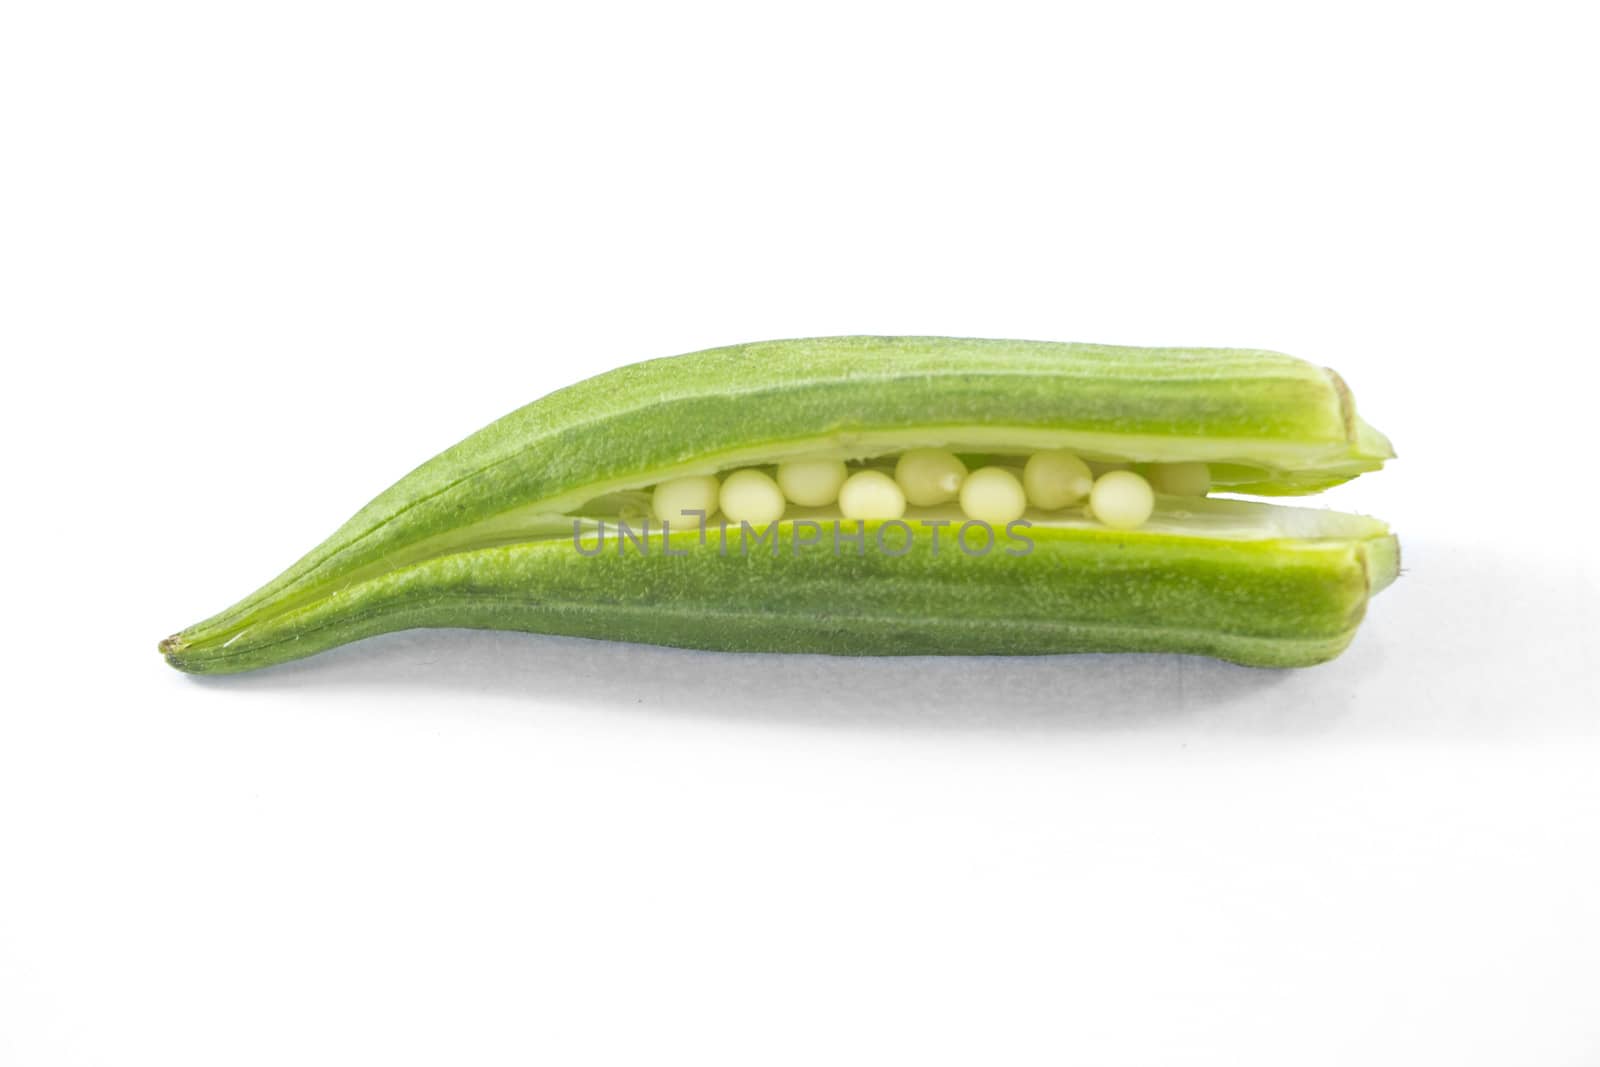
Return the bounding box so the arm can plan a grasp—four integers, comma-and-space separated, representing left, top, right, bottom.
161, 336, 1398, 673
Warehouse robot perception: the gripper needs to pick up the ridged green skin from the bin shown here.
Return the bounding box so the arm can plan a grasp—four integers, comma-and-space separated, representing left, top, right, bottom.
165, 523, 1397, 673
161, 336, 1397, 673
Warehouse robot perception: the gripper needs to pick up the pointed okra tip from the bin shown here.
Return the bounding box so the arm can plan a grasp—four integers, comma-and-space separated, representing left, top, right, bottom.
159, 632, 194, 671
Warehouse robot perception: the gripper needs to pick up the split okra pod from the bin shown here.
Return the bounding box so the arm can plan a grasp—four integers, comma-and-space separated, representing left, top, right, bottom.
160, 336, 1398, 673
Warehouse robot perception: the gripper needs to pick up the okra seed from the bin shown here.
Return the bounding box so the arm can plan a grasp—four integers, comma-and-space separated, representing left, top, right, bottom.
1022, 450, 1094, 510
839, 469, 908, 520
1146, 461, 1210, 497
652, 475, 720, 527
1089, 470, 1155, 530
959, 466, 1027, 525
776, 458, 849, 507
719, 469, 786, 525
894, 448, 967, 506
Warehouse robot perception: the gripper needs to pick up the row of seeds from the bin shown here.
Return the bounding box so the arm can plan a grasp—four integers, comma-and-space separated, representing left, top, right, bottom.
653, 450, 1211, 531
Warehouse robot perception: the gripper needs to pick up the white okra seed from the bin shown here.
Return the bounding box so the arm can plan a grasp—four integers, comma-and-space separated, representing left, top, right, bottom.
1022, 450, 1094, 510
776, 458, 849, 507
1089, 470, 1155, 530
959, 466, 1027, 525
894, 448, 967, 506
838, 469, 907, 520
719, 469, 786, 524
652, 475, 720, 527
1146, 461, 1211, 497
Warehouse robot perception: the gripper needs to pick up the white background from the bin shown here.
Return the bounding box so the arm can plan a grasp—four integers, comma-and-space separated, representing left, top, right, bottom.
3, 2, 1597, 1064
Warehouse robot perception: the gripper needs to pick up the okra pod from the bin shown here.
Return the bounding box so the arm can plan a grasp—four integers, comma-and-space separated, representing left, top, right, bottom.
161, 336, 1397, 673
